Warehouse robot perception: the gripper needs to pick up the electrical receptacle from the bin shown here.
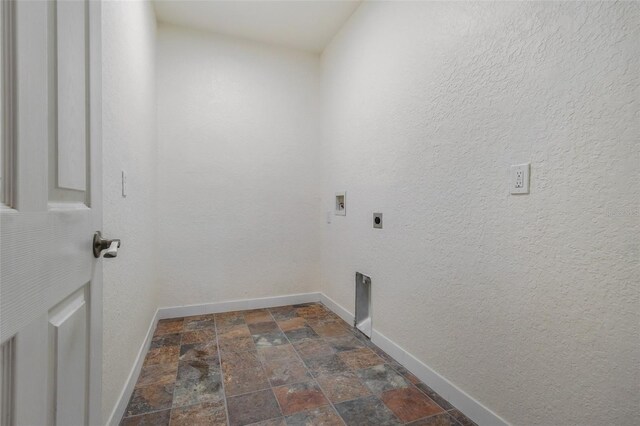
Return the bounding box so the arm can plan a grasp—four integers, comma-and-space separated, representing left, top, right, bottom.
510, 163, 530, 194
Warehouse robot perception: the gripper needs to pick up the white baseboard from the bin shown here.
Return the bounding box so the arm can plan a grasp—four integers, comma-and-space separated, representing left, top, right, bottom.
157, 292, 322, 320
107, 291, 508, 426
319, 292, 354, 325
106, 309, 160, 426
107, 292, 321, 425
319, 293, 509, 426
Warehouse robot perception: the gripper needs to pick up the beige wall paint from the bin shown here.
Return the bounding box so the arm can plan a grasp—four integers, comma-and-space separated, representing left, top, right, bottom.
102, 0, 159, 422
100, 2, 639, 424
155, 25, 322, 308
319, 2, 639, 425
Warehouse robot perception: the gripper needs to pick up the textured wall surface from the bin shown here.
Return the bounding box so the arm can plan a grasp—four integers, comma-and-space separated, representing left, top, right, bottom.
319, 2, 639, 425
156, 25, 322, 307
102, 0, 159, 422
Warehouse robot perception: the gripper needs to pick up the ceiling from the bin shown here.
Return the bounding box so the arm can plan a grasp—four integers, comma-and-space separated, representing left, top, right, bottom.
153, 0, 362, 53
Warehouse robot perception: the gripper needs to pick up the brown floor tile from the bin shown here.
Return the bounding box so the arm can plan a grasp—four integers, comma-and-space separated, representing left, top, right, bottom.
294, 305, 331, 320
277, 317, 307, 331
269, 306, 297, 321
155, 318, 184, 336
262, 356, 312, 386
324, 335, 365, 353
122, 304, 474, 426
136, 363, 178, 388
169, 400, 226, 426
368, 345, 396, 363
121, 409, 171, 426
415, 383, 453, 410
249, 418, 287, 426
272, 381, 329, 416
338, 348, 384, 370
407, 413, 463, 426
284, 326, 319, 342
125, 383, 174, 416
253, 331, 288, 347
334, 395, 401, 426
177, 358, 220, 382
248, 321, 280, 334
221, 350, 262, 373
244, 309, 273, 324
219, 325, 252, 339
151, 333, 182, 349
186, 314, 216, 321
304, 354, 350, 377
315, 371, 370, 403
173, 370, 224, 407
293, 339, 336, 360
285, 406, 343, 426
355, 364, 410, 395
257, 344, 298, 362
173, 359, 222, 408
227, 389, 282, 426
305, 317, 345, 329
224, 365, 271, 396
215, 312, 246, 328
143, 346, 180, 367
447, 409, 477, 426
215, 310, 244, 320
179, 341, 219, 362
381, 387, 444, 422
182, 329, 216, 345
216, 320, 251, 336
392, 364, 421, 384
310, 322, 352, 338
219, 335, 257, 352
183, 314, 216, 331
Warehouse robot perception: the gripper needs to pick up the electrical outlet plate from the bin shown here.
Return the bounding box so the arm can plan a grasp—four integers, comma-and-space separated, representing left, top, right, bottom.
335, 192, 346, 216
373, 213, 383, 229
510, 163, 530, 194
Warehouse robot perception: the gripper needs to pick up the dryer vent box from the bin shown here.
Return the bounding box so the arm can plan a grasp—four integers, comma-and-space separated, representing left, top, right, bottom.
355, 272, 372, 338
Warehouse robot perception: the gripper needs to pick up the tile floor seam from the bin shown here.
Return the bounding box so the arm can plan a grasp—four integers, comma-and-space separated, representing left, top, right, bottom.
410, 411, 463, 426
296, 336, 406, 422
266, 309, 291, 422
167, 318, 186, 425
223, 384, 277, 400
314, 327, 406, 425
384, 361, 449, 414
122, 406, 171, 419
123, 304, 476, 426
214, 315, 232, 426
275, 308, 347, 426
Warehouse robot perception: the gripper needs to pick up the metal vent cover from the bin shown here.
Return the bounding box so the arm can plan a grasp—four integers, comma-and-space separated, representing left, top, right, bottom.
355, 272, 372, 338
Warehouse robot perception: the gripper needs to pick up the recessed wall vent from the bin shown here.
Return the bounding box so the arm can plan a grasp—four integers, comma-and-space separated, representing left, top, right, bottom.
355, 272, 372, 338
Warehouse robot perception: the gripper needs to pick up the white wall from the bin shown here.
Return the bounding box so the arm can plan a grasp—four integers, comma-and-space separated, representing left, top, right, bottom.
102, 0, 158, 422
156, 25, 322, 307
320, 2, 639, 426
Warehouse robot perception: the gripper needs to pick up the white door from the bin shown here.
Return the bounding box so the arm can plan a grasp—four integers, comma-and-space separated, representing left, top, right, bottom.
0, 0, 105, 425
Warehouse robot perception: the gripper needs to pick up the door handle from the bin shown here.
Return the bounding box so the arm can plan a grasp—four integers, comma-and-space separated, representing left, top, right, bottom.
93, 231, 121, 258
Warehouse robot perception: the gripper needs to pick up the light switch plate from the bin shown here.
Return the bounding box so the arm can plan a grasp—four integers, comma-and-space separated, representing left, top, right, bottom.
510, 163, 530, 194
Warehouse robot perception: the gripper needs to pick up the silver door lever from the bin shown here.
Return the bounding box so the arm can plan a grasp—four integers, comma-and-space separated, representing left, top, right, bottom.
93, 231, 121, 258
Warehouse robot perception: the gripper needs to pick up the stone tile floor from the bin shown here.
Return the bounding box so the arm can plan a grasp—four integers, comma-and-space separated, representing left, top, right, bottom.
121, 303, 478, 426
